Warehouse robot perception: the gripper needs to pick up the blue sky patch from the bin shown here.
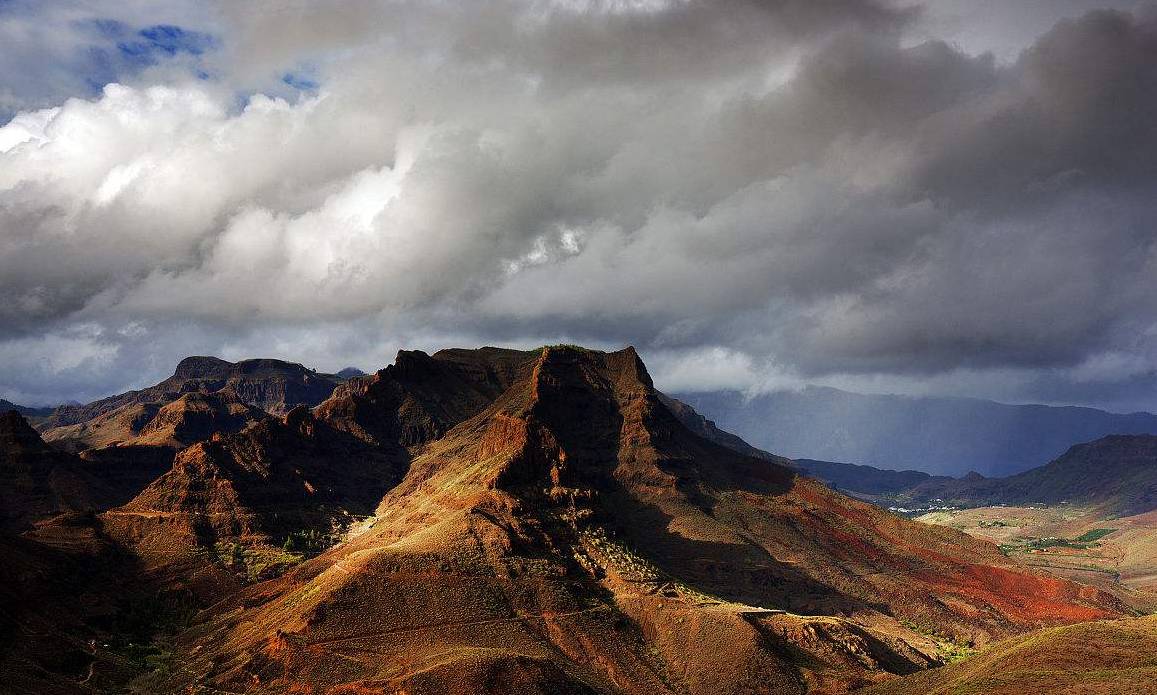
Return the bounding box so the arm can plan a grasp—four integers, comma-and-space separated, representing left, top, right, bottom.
283, 72, 320, 92
117, 24, 218, 64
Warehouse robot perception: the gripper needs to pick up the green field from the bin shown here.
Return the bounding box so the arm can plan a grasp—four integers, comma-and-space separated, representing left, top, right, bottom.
1074, 528, 1116, 543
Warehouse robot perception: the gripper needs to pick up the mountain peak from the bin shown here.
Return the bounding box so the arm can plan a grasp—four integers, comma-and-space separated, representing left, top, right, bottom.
172, 355, 233, 379
0, 410, 45, 450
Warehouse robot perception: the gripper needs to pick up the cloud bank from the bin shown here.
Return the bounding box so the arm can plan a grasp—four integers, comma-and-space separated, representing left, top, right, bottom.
2, 0, 1157, 410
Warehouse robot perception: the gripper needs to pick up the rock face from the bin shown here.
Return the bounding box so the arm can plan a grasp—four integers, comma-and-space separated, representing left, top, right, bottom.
104, 407, 408, 579
151, 347, 1123, 695
315, 347, 538, 446
39, 357, 342, 451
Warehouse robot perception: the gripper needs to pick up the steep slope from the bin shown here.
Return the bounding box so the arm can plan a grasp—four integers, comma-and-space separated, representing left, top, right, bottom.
896, 435, 1157, 516
43, 391, 269, 453
658, 393, 782, 462
103, 407, 408, 585
0, 410, 109, 530
155, 347, 1123, 695
315, 346, 539, 446
863, 615, 1157, 695
40, 357, 344, 451
676, 387, 1157, 477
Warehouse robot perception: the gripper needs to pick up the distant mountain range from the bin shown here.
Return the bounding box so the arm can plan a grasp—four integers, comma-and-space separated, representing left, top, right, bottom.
674, 386, 1157, 477
30, 356, 349, 452
793, 458, 948, 496
891, 434, 1157, 517
0, 398, 54, 418
793, 433, 1157, 518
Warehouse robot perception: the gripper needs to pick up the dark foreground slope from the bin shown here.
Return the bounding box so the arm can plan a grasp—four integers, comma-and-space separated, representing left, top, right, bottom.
150, 347, 1122, 695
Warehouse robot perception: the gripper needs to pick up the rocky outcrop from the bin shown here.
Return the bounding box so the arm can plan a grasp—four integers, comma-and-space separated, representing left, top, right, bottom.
106, 407, 408, 569
316, 347, 539, 446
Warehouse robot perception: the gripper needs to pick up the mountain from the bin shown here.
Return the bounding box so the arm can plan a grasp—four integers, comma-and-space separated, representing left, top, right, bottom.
794, 459, 948, 496
39, 357, 343, 452
316, 346, 538, 447
0, 410, 172, 531
0, 398, 55, 418
893, 434, 1157, 517
46, 356, 343, 424
102, 406, 408, 589
0, 410, 106, 531
659, 393, 781, 462
674, 386, 1157, 477
138, 346, 1122, 695
43, 390, 271, 452
0, 346, 1136, 694
863, 615, 1157, 695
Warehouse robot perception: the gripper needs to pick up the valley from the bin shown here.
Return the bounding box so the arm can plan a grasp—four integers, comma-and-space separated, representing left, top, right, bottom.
918, 505, 1157, 613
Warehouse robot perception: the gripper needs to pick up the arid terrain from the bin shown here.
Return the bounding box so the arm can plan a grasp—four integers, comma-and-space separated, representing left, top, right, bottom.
862, 615, 1157, 695
0, 346, 1155, 694
918, 505, 1157, 613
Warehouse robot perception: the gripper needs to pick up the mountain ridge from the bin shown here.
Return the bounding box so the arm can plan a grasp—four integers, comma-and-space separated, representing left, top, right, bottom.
0, 346, 1137, 694
37, 357, 348, 452
143, 346, 1123, 695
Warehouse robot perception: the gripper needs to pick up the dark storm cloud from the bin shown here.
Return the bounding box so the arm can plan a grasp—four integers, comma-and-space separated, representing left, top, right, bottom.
1, 0, 1156, 410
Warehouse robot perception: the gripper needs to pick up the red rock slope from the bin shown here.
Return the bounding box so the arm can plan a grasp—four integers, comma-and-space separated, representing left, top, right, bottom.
152, 347, 1123, 695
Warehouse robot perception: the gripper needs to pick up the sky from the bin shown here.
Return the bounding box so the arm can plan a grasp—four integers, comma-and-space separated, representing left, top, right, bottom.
1, 0, 1157, 412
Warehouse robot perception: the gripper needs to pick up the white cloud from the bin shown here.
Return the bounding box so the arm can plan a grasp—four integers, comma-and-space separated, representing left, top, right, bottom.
2, 0, 1157, 412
